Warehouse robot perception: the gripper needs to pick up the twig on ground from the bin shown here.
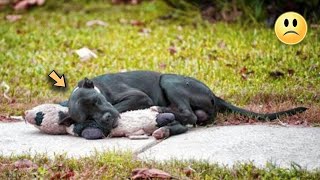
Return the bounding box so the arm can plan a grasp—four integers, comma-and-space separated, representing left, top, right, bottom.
1, 81, 12, 102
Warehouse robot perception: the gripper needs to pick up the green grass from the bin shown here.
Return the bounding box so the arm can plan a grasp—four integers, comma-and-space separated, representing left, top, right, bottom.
0, 0, 319, 116
0, 151, 319, 179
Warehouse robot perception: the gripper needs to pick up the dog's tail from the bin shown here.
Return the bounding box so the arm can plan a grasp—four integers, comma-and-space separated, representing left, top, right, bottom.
215, 97, 307, 121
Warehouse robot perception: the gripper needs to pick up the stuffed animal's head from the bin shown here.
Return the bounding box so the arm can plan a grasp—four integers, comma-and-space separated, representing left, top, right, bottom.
24, 104, 69, 134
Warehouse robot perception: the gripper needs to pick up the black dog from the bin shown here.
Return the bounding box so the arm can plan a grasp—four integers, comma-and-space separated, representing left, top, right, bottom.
60, 71, 307, 136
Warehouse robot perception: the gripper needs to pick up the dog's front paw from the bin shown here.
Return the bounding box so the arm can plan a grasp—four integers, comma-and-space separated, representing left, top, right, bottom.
81, 127, 105, 140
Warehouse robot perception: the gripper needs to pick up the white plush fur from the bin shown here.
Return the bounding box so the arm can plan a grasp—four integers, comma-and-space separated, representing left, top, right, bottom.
24, 104, 160, 137
110, 108, 159, 137
25, 104, 68, 134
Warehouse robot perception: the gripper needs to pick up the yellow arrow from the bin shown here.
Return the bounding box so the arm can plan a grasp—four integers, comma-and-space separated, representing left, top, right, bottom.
48, 70, 66, 87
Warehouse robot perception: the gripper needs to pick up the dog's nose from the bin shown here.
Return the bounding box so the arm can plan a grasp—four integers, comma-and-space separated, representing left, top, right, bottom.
102, 112, 112, 121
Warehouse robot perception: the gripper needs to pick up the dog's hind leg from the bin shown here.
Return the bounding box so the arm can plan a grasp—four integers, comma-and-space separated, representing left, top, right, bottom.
159, 79, 197, 125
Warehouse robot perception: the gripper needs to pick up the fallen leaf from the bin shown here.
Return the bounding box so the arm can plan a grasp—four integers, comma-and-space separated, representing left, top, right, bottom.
251, 40, 257, 47
241, 73, 247, 80
112, 0, 140, 5
6, 14, 22, 22
14, 0, 45, 11
168, 46, 177, 55
86, 20, 108, 27
119, 18, 128, 24
0, 0, 10, 6
61, 169, 75, 179
183, 165, 196, 177
130, 20, 144, 26
239, 66, 247, 74
75, 47, 98, 62
1, 81, 12, 103
176, 35, 183, 41
248, 119, 256, 124
51, 172, 61, 179
311, 24, 320, 29
14, 159, 38, 169
288, 69, 294, 76
131, 168, 171, 179
159, 63, 167, 69
287, 69, 295, 76
217, 40, 226, 49
138, 28, 151, 36
239, 67, 254, 80
158, 14, 173, 20
269, 71, 284, 78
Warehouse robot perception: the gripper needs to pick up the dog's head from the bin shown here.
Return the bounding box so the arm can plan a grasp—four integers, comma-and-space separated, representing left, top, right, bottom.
60, 78, 119, 133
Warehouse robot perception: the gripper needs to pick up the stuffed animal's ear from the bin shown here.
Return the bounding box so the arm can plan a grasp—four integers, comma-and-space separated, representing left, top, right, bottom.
58, 112, 75, 126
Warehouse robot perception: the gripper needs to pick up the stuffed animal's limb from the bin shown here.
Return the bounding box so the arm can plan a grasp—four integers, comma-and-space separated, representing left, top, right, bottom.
152, 127, 170, 139
109, 108, 159, 137
152, 121, 188, 139
129, 129, 146, 136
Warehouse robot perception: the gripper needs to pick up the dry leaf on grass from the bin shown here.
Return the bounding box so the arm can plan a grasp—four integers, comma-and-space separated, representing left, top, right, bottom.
14, 0, 45, 10
14, 159, 38, 169
130, 20, 144, 26
6, 14, 22, 22
138, 28, 151, 36
183, 165, 196, 177
86, 20, 108, 27
112, 0, 140, 5
75, 47, 98, 62
168, 46, 177, 55
131, 168, 172, 179
269, 71, 284, 78
1, 81, 12, 102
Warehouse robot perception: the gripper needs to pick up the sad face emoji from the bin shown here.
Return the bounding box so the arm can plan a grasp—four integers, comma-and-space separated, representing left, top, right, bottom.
274, 12, 307, 45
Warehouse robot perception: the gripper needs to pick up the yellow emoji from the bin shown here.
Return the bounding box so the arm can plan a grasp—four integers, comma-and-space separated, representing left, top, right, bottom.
274, 12, 307, 45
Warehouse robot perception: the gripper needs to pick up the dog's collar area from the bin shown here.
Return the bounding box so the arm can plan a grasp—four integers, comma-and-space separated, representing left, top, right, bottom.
72, 86, 101, 94
94, 86, 101, 94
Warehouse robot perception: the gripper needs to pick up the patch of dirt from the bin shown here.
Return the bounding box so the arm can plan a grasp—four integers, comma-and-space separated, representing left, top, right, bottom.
0, 115, 22, 122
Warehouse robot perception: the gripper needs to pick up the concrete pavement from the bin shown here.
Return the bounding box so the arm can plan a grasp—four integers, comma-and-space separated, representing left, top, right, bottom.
139, 125, 320, 170
1, 121, 319, 170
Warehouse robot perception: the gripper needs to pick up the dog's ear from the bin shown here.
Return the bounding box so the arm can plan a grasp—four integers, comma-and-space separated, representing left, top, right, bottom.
58, 113, 75, 126
78, 78, 94, 89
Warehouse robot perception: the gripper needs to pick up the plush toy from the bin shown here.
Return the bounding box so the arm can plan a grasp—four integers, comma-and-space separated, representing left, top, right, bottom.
24, 104, 69, 135
24, 104, 177, 140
